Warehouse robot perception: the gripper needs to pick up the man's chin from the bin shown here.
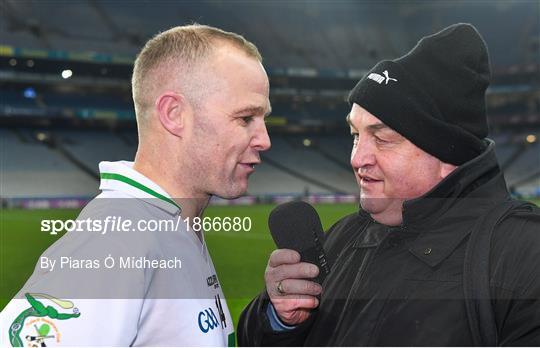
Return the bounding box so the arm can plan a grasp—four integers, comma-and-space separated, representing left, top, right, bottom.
216, 192, 244, 200
213, 182, 248, 200
359, 196, 391, 214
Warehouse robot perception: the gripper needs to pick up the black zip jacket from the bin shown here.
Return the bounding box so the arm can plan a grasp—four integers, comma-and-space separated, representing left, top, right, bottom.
238, 141, 540, 346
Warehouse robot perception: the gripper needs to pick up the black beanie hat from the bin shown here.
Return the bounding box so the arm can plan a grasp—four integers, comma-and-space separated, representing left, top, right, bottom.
348, 23, 490, 165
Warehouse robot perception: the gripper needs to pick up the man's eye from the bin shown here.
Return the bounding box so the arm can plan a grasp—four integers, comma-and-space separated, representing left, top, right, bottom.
375, 136, 388, 144
241, 116, 254, 124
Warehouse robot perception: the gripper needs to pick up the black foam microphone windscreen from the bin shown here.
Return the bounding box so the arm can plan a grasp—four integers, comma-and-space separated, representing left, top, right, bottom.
268, 201, 331, 285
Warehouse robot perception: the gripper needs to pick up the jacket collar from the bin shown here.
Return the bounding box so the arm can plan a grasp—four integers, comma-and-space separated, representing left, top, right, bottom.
405, 139, 510, 267
402, 139, 509, 228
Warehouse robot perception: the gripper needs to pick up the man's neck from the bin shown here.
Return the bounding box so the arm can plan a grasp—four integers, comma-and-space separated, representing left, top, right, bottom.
132, 156, 210, 221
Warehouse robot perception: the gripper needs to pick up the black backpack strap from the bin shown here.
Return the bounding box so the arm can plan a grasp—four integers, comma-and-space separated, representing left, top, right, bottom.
463, 199, 534, 346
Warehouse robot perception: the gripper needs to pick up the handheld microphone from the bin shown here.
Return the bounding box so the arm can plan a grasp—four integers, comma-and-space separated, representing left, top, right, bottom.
268, 201, 331, 285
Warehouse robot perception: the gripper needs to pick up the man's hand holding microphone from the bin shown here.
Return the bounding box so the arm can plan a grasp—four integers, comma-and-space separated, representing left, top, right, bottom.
267, 201, 331, 326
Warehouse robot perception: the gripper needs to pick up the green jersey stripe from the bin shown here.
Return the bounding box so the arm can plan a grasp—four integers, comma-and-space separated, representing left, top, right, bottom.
100, 172, 181, 211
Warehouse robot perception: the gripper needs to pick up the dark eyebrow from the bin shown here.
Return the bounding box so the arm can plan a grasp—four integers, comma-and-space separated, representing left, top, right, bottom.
366, 123, 390, 132
234, 106, 271, 117
346, 115, 388, 132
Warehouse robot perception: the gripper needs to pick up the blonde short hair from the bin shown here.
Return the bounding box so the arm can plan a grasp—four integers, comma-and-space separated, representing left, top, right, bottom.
131, 24, 262, 126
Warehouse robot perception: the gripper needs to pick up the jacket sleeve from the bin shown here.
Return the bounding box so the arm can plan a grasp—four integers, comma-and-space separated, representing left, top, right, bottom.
491, 207, 540, 346
237, 290, 317, 346
237, 212, 363, 346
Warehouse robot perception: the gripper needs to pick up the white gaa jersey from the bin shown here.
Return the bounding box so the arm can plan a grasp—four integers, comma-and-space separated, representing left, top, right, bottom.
0, 161, 234, 347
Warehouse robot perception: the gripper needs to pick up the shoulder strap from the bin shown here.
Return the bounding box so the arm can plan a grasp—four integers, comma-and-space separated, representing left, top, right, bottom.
463, 199, 534, 346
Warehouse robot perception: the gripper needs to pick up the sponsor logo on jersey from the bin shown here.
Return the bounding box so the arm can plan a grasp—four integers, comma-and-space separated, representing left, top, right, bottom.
206, 274, 219, 289
198, 308, 219, 333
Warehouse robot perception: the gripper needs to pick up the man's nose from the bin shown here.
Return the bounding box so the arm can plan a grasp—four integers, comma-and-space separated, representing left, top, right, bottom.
252, 121, 271, 152
350, 137, 376, 169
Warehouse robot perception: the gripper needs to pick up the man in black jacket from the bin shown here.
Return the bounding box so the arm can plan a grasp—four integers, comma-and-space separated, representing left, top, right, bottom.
238, 23, 540, 346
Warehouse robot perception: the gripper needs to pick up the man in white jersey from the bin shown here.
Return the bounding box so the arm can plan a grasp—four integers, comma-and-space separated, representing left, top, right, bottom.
1, 24, 271, 346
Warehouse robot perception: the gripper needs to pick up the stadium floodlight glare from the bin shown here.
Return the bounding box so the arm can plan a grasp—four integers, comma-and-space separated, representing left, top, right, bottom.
23, 87, 36, 99
62, 69, 73, 79
36, 132, 47, 141
526, 134, 537, 143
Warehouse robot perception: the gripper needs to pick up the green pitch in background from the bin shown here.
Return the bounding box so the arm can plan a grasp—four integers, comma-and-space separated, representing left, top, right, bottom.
1, 201, 538, 327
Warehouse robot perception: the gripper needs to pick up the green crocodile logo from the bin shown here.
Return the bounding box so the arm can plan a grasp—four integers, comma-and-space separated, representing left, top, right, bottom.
8, 293, 80, 347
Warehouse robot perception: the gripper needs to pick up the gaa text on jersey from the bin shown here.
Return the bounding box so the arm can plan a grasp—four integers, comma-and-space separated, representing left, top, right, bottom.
198, 308, 219, 333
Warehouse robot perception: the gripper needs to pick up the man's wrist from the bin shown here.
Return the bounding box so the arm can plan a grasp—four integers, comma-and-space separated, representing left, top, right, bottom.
266, 302, 297, 331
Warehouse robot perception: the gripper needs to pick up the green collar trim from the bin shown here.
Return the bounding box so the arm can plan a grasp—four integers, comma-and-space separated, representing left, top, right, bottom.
100, 172, 181, 211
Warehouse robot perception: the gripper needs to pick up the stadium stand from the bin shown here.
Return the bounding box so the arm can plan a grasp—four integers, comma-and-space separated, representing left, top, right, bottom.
56, 130, 137, 175
2, 90, 38, 108
512, 175, 540, 197
495, 142, 520, 169
0, 128, 98, 197
313, 134, 354, 169
3, 2, 536, 70
248, 162, 333, 195
42, 91, 131, 111
504, 142, 540, 188
1, 1, 538, 200
263, 136, 358, 194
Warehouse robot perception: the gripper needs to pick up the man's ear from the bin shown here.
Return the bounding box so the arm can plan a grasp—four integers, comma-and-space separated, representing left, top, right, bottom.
440, 162, 457, 179
155, 92, 188, 137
